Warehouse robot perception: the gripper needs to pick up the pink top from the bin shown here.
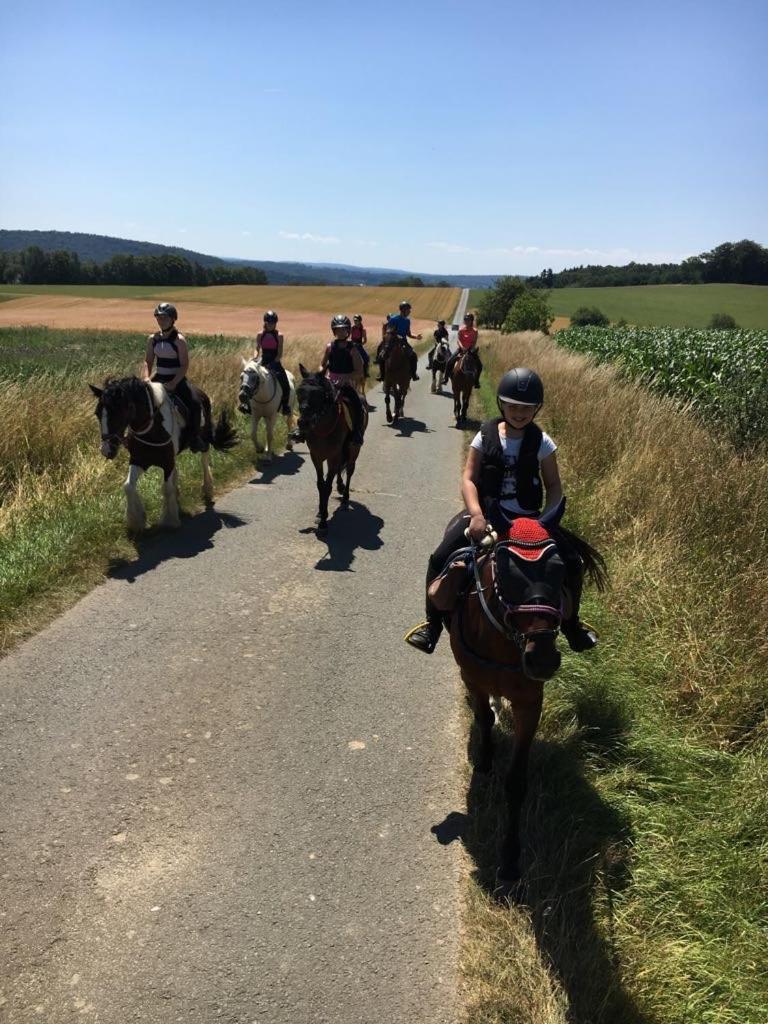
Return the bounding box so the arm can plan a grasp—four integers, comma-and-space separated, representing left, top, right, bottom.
260, 331, 279, 352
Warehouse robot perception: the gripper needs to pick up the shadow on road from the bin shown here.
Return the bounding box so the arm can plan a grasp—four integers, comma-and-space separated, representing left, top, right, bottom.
249, 450, 305, 485
431, 720, 645, 1024
390, 416, 431, 438
108, 507, 250, 584
311, 498, 384, 572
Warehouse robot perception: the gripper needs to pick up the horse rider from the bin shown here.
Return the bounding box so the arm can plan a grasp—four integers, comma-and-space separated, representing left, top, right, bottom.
350, 314, 370, 378
405, 367, 598, 655
291, 315, 367, 446
378, 300, 421, 382
142, 302, 208, 451
426, 319, 451, 371
445, 312, 483, 389
252, 310, 292, 415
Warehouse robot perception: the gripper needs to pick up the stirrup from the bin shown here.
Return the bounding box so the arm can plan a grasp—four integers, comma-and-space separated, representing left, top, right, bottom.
404, 620, 440, 653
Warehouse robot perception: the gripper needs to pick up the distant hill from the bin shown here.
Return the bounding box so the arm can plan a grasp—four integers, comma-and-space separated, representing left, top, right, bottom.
0, 230, 496, 288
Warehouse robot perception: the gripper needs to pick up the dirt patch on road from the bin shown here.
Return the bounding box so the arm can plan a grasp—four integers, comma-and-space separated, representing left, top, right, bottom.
0, 295, 433, 339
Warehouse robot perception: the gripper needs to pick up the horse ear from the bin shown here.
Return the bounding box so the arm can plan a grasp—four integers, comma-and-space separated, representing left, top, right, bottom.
89, 384, 103, 398
299, 363, 309, 379
241, 356, 247, 368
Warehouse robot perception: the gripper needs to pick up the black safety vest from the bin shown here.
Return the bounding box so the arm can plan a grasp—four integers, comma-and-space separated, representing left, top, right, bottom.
151, 329, 180, 383
477, 418, 543, 513
327, 340, 355, 375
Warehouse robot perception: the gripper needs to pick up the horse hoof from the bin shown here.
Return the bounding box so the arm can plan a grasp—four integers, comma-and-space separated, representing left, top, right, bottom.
262, 453, 273, 463
386, 411, 393, 423
316, 523, 328, 537
286, 442, 294, 452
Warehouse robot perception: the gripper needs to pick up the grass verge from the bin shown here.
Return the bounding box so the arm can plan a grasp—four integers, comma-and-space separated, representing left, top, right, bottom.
459, 331, 768, 1024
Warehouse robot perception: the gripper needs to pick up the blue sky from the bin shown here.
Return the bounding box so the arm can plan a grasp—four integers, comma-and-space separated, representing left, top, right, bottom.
1, 0, 766, 274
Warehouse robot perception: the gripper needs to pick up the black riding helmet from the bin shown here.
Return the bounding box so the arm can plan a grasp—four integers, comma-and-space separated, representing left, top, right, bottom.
154, 302, 178, 321
497, 368, 544, 411
437, 320, 446, 326
399, 300, 411, 310
263, 309, 278, 323
331, 314, 352, 330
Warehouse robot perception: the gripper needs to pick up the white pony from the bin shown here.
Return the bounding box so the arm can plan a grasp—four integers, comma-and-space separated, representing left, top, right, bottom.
238, 357, 297, 461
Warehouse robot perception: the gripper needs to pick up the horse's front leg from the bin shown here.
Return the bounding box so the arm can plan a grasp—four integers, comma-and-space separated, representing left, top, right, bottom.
263, 414, 274, 462
160, 466, 181, 529
469, 687, 494, 774
123, 464, 146, 532
384, 385, 393, 423
497, 691, 543, 897
250, 413, 263, 454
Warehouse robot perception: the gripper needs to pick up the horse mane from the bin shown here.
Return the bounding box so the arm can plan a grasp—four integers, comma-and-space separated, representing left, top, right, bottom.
555, 525, 609, 591
100, 376, 148, 405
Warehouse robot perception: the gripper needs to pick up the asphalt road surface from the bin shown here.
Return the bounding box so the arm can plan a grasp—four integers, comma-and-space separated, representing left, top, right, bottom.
0, 349, 469, 1021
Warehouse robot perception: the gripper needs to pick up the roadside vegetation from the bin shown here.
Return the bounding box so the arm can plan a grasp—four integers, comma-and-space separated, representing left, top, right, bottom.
556, 324, 768, 449
460, 330, 768, 1024
0, 325, 332, 654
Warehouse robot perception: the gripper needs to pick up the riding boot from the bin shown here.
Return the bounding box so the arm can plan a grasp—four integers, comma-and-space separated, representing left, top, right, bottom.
410, 351, 419, 381
426, 346, 435, 370
350, 399, 365, 446
273, 364, 292, 415
377, 359, 386, 382
405, 601, 443, 654
561, 566, 598, 651
474, 369, 482, 390
188, 402, 209, 452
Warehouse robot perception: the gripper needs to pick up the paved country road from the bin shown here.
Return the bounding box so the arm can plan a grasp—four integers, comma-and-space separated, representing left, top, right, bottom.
0, 334, 470, 1021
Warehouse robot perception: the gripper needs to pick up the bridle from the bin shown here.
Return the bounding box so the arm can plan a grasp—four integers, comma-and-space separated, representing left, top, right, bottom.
297, 377, 341, 437
468, 537, 561, 657
101, 383, 172, 451
240, 362, 277, 407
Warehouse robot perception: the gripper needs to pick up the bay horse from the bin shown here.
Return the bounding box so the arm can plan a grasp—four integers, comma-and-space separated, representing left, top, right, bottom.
238, 357, 297, 461
90, 377, 237, 532
429, 500, 607, 899
383, 334, 411, 424
451, 348, 480, 426
431, 339, 451, 394
296, 366, 368, 535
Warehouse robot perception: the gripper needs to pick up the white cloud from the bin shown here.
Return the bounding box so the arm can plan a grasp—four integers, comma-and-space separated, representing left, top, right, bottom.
241, 230, 252, 236
279, 230, 341, 244
426, 241, 687, 263
426, 241, 472, 254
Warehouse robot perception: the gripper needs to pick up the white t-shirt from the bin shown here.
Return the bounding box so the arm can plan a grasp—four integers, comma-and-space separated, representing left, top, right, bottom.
470, 425, 557, 514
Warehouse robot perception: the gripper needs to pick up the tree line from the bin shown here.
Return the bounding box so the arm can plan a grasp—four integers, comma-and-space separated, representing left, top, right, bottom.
529, 240, 768, 289
0, 246, 268, 287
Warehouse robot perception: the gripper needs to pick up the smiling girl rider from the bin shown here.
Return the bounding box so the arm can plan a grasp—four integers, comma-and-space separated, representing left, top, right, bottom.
405, 367, 598, 654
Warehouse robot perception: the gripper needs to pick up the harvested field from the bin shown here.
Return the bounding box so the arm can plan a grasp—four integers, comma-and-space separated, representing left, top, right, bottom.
0, 294, 438, 338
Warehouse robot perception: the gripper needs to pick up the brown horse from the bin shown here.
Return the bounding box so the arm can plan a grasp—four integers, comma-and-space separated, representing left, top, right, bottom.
429, 501, 607, 899
383, 334, 411, 424
90, 376, 237, 531
296, 366, 368, 535
451, 349, 480, 426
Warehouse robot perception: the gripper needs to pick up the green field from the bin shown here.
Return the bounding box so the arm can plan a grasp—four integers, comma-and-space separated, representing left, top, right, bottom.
469, 284, 768, 328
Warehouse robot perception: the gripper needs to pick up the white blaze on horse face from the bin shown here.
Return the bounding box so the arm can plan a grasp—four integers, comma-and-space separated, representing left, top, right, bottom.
100, 409, 112, 457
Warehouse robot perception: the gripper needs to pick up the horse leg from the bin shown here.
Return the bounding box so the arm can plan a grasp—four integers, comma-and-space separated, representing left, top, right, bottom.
316, 460, 334, 533
285, 406, 294, 452
263, 415, 274, 462
470, 688, 495, 774
160, 467, 181, 529
201, 450, 214, 504
341, 458, 355, 507
497, 693, 543, 895
123, 464, 146, 532
251, 413, 263, 454
385, 385, 393, 423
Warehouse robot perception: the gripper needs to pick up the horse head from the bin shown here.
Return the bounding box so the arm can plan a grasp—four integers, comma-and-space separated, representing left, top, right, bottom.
90, 377, 152, 460
491, 517, 566, 681
239, 357, 264, 407
297, 365, 336, 433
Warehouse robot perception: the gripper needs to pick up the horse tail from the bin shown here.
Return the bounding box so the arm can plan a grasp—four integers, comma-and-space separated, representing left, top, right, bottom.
212, 409, 239, 452
557, 525, 609, 591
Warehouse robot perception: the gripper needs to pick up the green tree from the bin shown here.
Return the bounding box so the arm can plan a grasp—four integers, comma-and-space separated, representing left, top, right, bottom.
709, 312, 738, 329
571, 306, 610, 327
476, 276, 526, 328
502, 291, 554, 334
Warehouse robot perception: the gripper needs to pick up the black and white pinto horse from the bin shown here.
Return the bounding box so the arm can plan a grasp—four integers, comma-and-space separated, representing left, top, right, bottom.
431, 339, 451, 393
90, 377, 237, 531
238, 357, 297, 461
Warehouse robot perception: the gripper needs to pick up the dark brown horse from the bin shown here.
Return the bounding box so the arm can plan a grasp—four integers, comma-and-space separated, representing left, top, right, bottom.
296, 366, 368, 535
90, 376, 237, 531
450, 348, 480, 426
429, 501, 607, 898
382, 334, 411, 424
